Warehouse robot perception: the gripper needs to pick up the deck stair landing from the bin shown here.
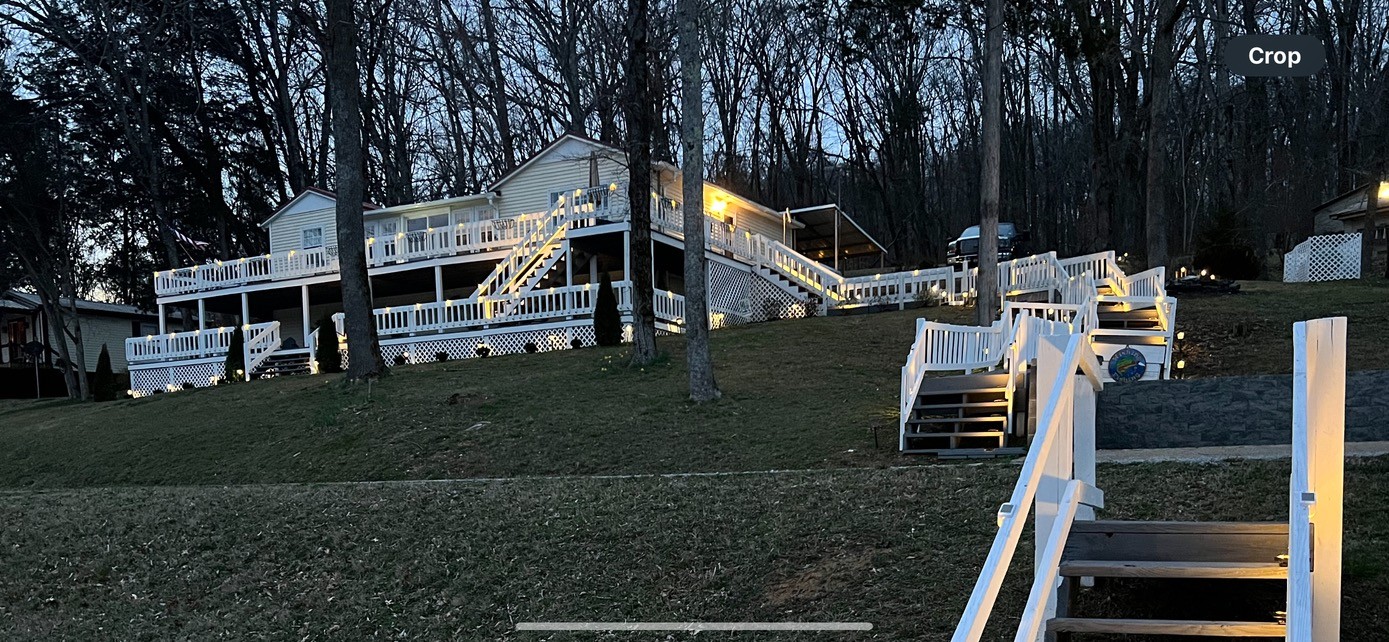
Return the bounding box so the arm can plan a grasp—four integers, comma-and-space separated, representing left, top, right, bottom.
1049, 520, 1289, 639
904, 372, 1024, 456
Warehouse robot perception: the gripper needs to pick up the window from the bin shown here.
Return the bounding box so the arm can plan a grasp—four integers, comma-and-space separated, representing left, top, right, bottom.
406, 213, 450, 233
302, 227, 324, 249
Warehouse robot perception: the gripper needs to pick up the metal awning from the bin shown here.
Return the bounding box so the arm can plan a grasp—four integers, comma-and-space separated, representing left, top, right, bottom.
786, 205, 887, 269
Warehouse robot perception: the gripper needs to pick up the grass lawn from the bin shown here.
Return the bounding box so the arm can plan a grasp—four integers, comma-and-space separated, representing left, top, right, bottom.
1, 457, 1386, 640
0, 306, 971, 489
1175, 278, 1389, 377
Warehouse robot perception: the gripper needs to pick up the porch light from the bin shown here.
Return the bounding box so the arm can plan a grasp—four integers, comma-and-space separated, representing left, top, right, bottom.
367, 238, 375, 245
397, 232, 405, 238
414, 303, 422, 309
427, 228, 433, 233
215, 260, 223, 266
240, 258, 246, 263
709, 199, 727, 214
1200, 269, 1208, 276
609, 183, 618, 191
243, 324, 250, 330
574, 188, 583, 196
384, 307, 391, 313
265, 254, 271, 259
288, 250, 296, 257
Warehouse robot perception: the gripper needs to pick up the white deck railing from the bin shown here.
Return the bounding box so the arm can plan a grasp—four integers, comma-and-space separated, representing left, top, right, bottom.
243, 321, 282, 379
1287, 316, 1347, 641
952, 332, 1105, 642
125, 321, 278, 363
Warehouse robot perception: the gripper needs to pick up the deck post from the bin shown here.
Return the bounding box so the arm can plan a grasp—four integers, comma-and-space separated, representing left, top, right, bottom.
1033, 334, 1072, 577
240, 292, 249, 327
565, 244, 574, 316
433, 265, 444, 303
623, 229, 631, 281
833, 208, 841, 272
301, 285, 311, 346
197, 299, 206, 332
158, 303, 167, 335
1072, 378, 1097, 524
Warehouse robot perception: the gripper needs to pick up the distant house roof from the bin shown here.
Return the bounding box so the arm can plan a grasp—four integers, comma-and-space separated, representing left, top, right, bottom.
259, 187, 385, 228
1313, 183, 1389, 222
1, 290, 157, 319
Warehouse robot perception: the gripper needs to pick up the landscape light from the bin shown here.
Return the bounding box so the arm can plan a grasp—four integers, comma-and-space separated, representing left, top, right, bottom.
1176, 331, 1185, 341
1177, 360, 1186, 369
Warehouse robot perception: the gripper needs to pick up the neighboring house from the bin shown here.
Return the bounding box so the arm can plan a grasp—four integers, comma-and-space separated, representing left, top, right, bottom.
129, 134, 921, 396
1, 289, 160, 374
1309, 182, 1389, 272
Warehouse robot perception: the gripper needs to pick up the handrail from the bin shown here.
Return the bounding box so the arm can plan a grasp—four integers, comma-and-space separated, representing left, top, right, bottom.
1014, 479, 1105, 642
125, 321, 277, 364
243, 321, 281, 378
473, 203, 567, 300
951, 333, 1102, 642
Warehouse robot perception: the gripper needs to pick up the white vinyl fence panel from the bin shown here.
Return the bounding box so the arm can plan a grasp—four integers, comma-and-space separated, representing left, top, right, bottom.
1284, 233, 1361, 283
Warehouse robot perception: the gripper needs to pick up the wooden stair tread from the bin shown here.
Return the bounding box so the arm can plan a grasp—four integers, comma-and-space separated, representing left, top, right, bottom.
905, 416, 1006, 424
1059, 560, 1288, 579
912, 401, 1008, 410
903, 447, 1024, 457
1073, 521, 1289, 535
903, 430, 1006, 438
1047, 618, 1285, 637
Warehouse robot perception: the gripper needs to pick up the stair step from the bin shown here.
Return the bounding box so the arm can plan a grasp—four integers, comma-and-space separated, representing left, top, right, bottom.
912, 401, 1009, 411
902, 446, 1024, 457
1065, 521, 1289, 565
905, 416, 1006, 425
1046, 618, 1285, 637
1059, 560, 1288, 580
903, 430, 1006, 438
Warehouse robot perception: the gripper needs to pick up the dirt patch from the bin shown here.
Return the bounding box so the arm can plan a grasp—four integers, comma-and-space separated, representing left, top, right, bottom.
762, 550, 874, 607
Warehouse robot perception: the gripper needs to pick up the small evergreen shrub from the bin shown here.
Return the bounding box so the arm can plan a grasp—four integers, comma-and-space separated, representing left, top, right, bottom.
570, 338, 583, 349
475, 345, 491, 358
314, 317, 343, 373
393, 353, 408, 366
92, 344, 116, 401
1193, 209, 1261, 280
593, 273, 622, 346
181, 381, 195, 390
524, 342, 538, 353
224, 325, 246, 381
435, 351, 449, 362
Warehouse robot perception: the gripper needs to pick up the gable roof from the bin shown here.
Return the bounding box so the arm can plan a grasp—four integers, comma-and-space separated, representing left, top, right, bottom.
259, 187, 384, 228
2, 290, 156, 319
487, 133, 624, 192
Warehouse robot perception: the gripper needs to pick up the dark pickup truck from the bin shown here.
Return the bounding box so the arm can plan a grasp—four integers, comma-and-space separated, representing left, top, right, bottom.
946, 223, 1029, 266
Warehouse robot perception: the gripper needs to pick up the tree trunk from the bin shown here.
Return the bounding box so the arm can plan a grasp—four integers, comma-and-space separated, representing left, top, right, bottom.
625, 0, 659, 366
1363, 177, 1381, 280
975, 0, 1003, 325
326, 0, 386, 379
1145, 0, 1180, 270
677, 0, 719, 402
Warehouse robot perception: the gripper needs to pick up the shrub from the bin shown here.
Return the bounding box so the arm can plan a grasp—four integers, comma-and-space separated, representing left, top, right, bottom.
435, 351, 449, 362
1192, 209, 1261, 280
570, 338, 583, 350
523, 342, 538, 353
475, 345, 491, 358
181, 381, 195, 390
92, 344, 116, 401
314, 317, 342, 373
224, 325, 245, 381
393, 353, 408, 366
593, 273, 622, 346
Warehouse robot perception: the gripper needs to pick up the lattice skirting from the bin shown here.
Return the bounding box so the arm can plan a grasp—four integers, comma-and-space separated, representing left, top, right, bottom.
1284, 233, 1361, 282
129, 359, 227, 396
378, 322, 606, 365
707, 261, 812, 329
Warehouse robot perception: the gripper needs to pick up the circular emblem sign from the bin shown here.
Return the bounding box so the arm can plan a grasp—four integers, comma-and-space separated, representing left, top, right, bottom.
1108, 347, 1147, 383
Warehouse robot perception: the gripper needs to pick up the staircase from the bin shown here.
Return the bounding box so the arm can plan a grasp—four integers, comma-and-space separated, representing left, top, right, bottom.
903, 372, 1025, 456
1096, 305, 1163, 330
1048, 520, 1289, 639
251, 350, 312, 379
472, 206, 566, 302
753, 265, 820, 311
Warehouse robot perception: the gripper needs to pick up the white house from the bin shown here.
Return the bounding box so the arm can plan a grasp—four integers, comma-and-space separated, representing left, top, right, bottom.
127, 134, 941, 395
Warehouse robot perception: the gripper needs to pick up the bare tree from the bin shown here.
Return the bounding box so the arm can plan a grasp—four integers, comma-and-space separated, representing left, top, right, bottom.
326, 0, 386, 379
975, 0, 1002, 324
678, 0, 719, 401
624, 0, 659, 366
1145, 0, 1183, 270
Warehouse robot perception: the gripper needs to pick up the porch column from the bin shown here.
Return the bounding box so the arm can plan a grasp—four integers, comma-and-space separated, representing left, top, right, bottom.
565, 244, 574, 316
434, 265, 444, 302
301, 285, 311, 346
157, 303, 167, 335
197, 299, 206, 331
833, 209, 841, 272
589, 253, 598, 284
622, 230, 631, 282
240, 292, 249, 327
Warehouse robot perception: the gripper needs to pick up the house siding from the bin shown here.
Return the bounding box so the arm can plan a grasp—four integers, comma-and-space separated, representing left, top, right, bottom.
67, 315, 138, 373
494, 140, 628, 218
268, 207, 338, 255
